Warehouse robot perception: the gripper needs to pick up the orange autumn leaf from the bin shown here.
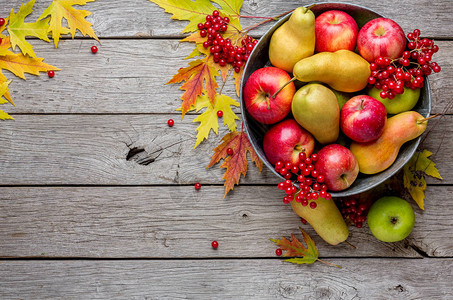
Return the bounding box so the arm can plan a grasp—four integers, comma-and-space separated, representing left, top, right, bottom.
0, 52, 59, 80
167, 59, 219, 116
208, 130, 262, 198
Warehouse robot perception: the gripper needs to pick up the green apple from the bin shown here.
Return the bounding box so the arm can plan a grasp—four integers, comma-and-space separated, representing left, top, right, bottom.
367, 196, 415, 242
368, 87, 420, 114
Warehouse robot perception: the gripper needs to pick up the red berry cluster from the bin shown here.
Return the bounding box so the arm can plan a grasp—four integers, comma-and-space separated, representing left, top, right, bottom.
198, 10, 258, 73
337, 197, 368, 228
367, 29, 441, 99
276, 152, 331, 208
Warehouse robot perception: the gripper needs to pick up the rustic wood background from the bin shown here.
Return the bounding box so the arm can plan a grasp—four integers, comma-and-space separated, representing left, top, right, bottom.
0, 0, 452, 298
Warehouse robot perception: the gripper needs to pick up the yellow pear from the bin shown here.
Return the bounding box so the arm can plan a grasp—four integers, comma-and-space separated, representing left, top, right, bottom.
291, 196, 349, 245
350, 111, 428, 174
291, 83, 340, 144
293, 50, 371, 92
269, 7, 315, 73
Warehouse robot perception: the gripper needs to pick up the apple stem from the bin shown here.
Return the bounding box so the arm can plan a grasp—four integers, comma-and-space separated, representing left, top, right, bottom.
266, 94, 271, 110
272, 77, 297, 99
294, 145, 305, 152
417, 113, 440, 124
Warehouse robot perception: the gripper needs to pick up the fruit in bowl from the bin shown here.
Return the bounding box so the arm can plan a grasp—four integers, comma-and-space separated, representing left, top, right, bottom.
315, 10, 359, 52
243, 66, 296, 124
240, 3, 432, 198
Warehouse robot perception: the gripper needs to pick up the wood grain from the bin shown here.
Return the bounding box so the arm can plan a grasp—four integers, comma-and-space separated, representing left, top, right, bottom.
0, 0, 452, 38
0, 259, 452, 299
3, 39, 452, 115
1, 185, 451, 258
0, 114, 450, 185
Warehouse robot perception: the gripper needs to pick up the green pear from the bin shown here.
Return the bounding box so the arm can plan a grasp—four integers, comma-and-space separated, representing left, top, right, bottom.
332, 89, 354, 110
291, 83, 340, 144
368, 87, 421, 114
268, 7, 315, 73
291, 195, 349, 245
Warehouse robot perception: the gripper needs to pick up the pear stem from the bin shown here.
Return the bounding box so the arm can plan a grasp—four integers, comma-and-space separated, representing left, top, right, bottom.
317, 258, 342, 269
272, 77, 297, 99
344, 240, 357, 249
417, 113, 440, 124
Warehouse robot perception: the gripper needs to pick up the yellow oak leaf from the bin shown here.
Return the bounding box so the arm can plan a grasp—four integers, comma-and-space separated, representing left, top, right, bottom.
0, 52, 59, 80
7, 0, 50, 57
38, 0, 99, 48
403, 150, 443, 210
207, 130, 262, 198
0, 110, 14, 120
193, 93, 239, 148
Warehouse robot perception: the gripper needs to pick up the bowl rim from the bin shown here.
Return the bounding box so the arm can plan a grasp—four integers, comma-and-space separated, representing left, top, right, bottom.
239, 2, 431, 197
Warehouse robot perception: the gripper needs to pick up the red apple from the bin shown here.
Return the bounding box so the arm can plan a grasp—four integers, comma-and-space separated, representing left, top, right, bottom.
357, 18, 407, 63
315, 10, 359, 52
243, 67, 296, 124
340, 95, 387, 143
263, 119, 315, 166
315, 144, 359, 191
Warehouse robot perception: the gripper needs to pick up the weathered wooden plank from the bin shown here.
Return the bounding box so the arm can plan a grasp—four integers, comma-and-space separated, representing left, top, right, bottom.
0, 114, 450, 185
1, 185, 451, 258
0, 0, 452, 38
0, 259, 451, 299
3, 39, 451, 114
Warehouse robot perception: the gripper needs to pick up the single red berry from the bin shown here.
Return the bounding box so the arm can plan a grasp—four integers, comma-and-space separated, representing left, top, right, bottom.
217, 110, 223, 117
47, 70, 55, 78
167, 119, 174, 127
211, 240, 219, 249
212, 10, 220, 17
0, 18, 5, 26
91, 46, 98, 54
275, 248, 282, 256
194, 182, 201, 190
197, 23, 204, 30
309, 201, 317, 209
300, 217, 307, 224
226, 148, 234, 156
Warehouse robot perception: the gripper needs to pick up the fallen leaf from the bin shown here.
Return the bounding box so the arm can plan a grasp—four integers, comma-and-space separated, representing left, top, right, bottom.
403, 150, 443, 210
167, 59, 219, 116
207, 130, 262, 198
0, 71, 13, 105
7, 0, 50, 57
271, 228, 341, 268
38, 0, 99, 48
148, 0, 218, 33
0, 52, 59, 80
0, 110, 14, 120
193, 93, 239, 147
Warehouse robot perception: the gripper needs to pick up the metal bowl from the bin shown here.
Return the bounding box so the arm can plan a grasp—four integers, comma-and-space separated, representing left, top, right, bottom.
240, 2, 431, 197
